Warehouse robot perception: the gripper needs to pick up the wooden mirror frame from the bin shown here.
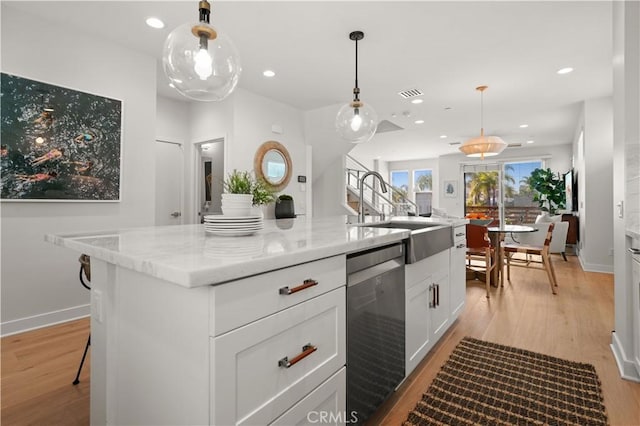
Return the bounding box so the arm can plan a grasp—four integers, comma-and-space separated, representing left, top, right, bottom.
253, 141, 293, 191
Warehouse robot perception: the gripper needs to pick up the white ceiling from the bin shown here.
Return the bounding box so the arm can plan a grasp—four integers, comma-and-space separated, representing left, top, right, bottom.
5, 1, 613, 161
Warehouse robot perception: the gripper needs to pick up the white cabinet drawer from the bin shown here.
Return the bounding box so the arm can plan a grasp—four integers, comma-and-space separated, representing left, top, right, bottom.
212, 287, 346, 426
211, 255, 346, 336
453, 225, 466, 244
271, 368, 346, 426
406, 250, 449, 288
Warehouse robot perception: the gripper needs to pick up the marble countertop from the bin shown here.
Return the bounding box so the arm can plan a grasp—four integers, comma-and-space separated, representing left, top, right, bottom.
46, 216, 416, 288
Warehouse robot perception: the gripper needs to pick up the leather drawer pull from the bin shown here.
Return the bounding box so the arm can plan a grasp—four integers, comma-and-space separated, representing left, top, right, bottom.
279, 279, 318, 295
278, 344, 317, 368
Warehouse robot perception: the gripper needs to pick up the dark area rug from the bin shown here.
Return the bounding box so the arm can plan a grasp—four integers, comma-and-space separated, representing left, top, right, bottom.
403, 337, 608, 426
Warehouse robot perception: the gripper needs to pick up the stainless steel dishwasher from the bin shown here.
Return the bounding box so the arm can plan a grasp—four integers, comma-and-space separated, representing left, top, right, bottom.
346, 242, 405, 425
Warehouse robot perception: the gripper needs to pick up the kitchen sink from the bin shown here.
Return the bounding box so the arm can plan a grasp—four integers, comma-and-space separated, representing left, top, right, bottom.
363, 220, 454, 263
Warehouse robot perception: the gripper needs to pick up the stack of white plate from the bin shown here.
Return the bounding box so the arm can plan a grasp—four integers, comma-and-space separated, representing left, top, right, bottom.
203, 215, 263, 236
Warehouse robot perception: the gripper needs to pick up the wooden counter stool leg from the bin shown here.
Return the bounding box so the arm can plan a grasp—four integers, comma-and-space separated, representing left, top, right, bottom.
485, 248, 491, 298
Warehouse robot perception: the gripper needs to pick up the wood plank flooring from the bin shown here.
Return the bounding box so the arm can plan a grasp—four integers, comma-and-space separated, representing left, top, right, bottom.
2, 255, 639, 425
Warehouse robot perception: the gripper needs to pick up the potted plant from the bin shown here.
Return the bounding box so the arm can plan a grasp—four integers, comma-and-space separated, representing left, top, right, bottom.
252, 178, 276, 206
222, 170, 254, 216
527, 168, 566, 218
275, 194, 295, 219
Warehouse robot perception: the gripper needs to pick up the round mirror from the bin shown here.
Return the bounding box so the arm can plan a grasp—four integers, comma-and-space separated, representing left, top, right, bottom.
254, 141, 292, 191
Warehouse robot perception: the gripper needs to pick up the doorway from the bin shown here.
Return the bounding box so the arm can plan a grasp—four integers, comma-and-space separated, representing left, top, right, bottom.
194, 138, 225, 223
155, 140, 184, 226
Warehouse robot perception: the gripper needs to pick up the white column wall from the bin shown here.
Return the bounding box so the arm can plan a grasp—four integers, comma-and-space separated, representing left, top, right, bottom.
611, 0, 640, 382
577, 97, 615, 273
1, 5, 157, 335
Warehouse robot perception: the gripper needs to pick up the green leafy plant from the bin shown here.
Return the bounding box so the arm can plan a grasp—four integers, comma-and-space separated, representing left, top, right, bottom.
223, 170, 252, 194
252, 178, 276, 205
527, 168, 565, 215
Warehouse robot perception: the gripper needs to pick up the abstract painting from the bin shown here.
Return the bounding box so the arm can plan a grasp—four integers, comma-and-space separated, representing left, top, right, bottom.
1, 73, 122, 201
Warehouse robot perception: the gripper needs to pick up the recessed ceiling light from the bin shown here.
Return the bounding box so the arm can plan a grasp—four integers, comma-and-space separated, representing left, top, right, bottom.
169, 83, 175, 88
519, 124, 529, 128
411, 99, 423, 104
263, 70, 276, 77
526, 140, 535, 144
440, 135, 447, 139
557, 67, 574, 75
414, 120, 424, 124
145, 17, 165, 29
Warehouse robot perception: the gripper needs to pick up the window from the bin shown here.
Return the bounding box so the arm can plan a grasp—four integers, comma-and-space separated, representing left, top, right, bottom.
463, 160, 543, 224
413, 169, 432, 192
390, 170, 409, 203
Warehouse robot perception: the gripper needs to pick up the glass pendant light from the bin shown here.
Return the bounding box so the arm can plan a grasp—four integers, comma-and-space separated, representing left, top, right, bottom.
163, 0, 241, 102
336, 31, 378, 144
459, 85, 507, 160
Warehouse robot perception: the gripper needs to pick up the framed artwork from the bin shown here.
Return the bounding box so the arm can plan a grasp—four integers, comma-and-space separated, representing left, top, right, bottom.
443, 180, 458, 198
1, 73, 122, 201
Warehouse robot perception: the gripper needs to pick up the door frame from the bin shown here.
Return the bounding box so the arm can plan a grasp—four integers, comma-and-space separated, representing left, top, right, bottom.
192, 136, 227, 224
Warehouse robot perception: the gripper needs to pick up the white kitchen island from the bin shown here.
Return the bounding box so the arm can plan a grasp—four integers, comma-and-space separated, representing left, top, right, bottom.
47, 216, 411, 426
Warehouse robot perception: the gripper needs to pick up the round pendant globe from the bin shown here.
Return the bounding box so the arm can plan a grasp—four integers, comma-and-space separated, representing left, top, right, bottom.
335, 102, 378, 144
163, 22, 241, 102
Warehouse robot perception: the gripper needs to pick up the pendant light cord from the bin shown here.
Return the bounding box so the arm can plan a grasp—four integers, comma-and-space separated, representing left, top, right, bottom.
353, 37, 360, 102
480, 89, 484, 136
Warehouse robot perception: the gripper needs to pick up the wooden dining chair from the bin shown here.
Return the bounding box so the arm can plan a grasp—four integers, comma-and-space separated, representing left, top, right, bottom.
465, 224, 497, 298
501, 222, 558, 294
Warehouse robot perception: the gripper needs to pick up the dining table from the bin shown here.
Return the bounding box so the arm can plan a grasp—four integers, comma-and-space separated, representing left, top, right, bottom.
487, 224, 537, 286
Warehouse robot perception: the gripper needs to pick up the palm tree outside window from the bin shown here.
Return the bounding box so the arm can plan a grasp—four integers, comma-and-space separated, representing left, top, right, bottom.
464, 160, 543, 224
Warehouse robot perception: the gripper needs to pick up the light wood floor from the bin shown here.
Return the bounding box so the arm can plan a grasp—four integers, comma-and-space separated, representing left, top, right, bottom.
370, 255, 640, 425
2, 255, 639, 425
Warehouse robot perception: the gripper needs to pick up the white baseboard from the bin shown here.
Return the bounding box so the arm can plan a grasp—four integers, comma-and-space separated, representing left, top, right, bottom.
610, 331, 640, 382
578, 254, 614, 274
1, 304, 90, 337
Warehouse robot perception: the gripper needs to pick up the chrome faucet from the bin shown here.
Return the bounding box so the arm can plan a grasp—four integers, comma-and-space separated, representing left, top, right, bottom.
359, 171, 388, 223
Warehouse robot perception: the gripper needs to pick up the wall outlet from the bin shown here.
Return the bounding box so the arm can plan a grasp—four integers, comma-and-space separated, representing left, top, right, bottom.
92, 289, 104, 324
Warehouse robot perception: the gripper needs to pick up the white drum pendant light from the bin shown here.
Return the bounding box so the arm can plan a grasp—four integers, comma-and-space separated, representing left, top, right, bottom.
459, 85, 507, 159
336, 31, 378, 144
163, 0, 241, 102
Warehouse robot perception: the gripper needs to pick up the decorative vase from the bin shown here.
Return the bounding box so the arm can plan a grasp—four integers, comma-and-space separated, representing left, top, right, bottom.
275, 199, 295, 219
221, 193, 253, 216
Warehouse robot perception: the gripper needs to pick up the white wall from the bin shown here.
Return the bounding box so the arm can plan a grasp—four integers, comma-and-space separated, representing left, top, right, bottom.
157, 96, 189, 143
574, 97, 614, 273
232, 89, 308, 217
1, 5, 157, 335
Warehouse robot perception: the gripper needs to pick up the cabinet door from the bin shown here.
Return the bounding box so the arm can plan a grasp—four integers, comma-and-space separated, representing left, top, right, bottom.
405, 279, 432, 376
430, 271, 450, 340
450, 243, 467, 319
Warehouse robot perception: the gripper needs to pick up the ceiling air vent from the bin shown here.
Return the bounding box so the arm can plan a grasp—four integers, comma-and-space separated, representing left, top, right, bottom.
448, 141, 461, 146
507, 143, 522, 148
375, 120, 404, 134
397, 89, 424, 99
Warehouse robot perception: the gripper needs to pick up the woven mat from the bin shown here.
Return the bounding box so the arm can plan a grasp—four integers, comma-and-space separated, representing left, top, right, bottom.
403, 337, 608, 426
